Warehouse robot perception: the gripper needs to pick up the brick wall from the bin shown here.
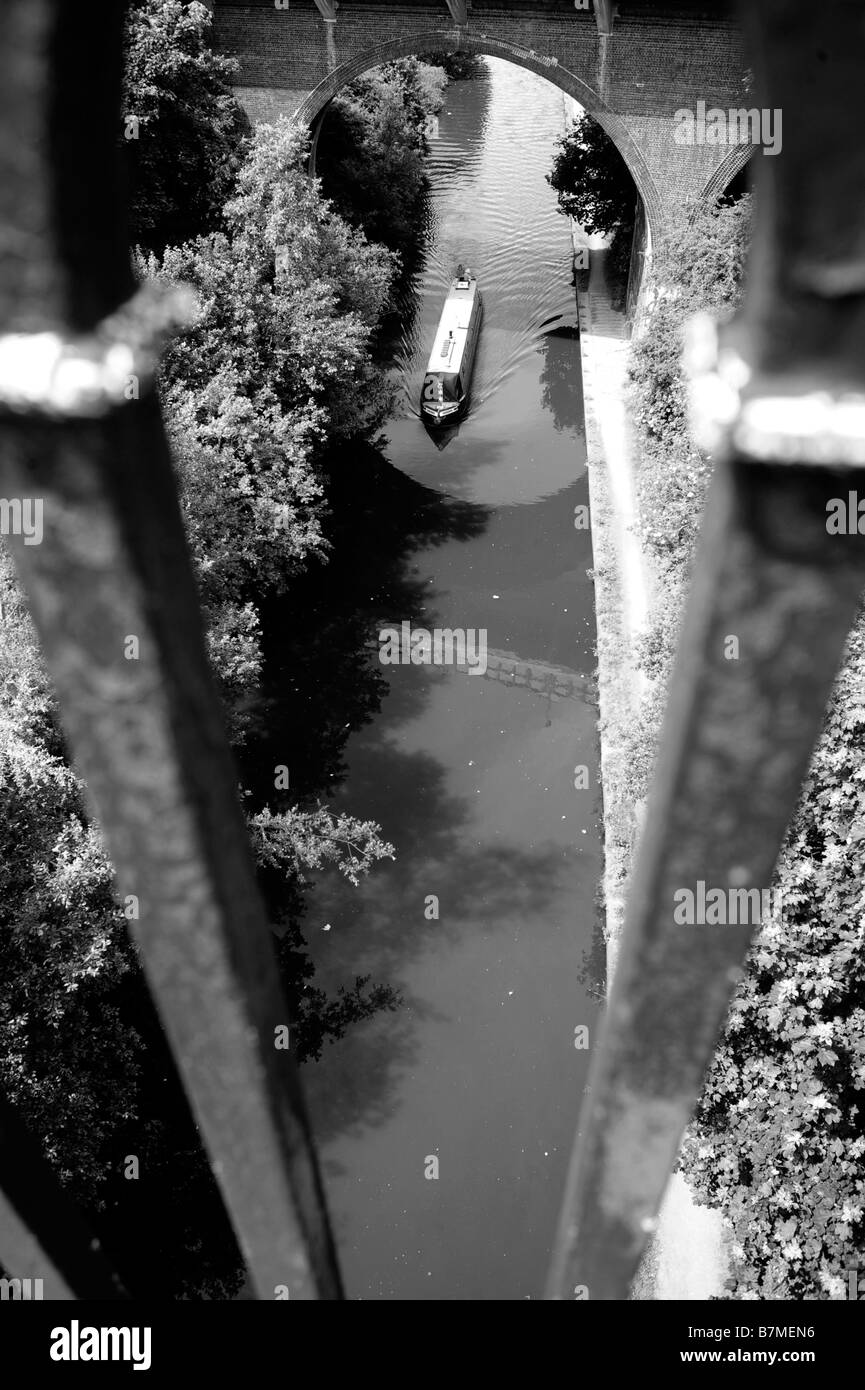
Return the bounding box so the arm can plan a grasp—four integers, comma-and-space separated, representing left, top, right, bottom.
213, 4, 749, 226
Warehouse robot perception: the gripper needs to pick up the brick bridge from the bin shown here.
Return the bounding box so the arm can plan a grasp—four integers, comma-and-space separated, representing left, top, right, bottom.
212, 1, 751, 243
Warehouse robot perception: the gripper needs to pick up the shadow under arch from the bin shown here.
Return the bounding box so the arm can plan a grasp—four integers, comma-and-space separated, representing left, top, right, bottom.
695, 142, 754, 214
292, 29, 664, 246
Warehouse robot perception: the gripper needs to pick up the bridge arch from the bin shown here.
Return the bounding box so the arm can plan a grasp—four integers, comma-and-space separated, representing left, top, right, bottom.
697, 142, 754, 212
292, 31, 664, 247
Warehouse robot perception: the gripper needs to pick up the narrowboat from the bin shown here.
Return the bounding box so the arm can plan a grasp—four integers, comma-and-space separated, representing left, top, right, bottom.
420, 265, 483, 426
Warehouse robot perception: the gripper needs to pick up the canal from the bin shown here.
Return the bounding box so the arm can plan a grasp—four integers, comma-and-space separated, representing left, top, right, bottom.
302, 57, 603, 1300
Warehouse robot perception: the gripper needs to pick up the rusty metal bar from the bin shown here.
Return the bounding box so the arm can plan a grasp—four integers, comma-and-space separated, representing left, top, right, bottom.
0, 0, 342, 1300
547, 0, 865, 1299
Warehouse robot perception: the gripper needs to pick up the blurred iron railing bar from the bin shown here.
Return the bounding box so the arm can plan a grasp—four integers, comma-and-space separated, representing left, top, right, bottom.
0, 1098, 128, 1300
0, 0, 342, 1300
547, 0, 865, 1300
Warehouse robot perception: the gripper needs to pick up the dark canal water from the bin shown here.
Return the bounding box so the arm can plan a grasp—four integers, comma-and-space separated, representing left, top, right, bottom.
302, 58, 603, 1300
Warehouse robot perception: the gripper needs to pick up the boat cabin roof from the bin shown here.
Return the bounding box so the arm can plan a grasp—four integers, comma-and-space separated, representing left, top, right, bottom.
425, 277, 480, 378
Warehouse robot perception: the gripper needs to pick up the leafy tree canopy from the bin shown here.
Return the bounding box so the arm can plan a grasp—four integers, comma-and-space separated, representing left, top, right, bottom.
122, 0, 249, 252
315, 59, 446, 261
547, 112, 636, 236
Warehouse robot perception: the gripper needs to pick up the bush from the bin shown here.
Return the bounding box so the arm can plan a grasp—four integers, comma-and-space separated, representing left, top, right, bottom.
682, 618, 865, 1298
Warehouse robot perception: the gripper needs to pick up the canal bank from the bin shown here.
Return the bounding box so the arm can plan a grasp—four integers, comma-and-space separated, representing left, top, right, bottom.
575, 236, 648, 986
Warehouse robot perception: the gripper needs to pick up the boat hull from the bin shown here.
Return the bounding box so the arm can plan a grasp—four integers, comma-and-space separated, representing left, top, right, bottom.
420, 273, 482, 427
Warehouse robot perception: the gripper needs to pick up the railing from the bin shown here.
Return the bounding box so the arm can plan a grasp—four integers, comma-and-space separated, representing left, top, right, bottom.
624, 196, 649, 331
1, 0, 863, 1302
0, 0, 340, 1302
547, 0, 865, 1299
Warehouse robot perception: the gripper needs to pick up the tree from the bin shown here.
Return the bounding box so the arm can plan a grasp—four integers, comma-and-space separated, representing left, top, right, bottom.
154, 118, 396, 439
315, 60, 447, 263
146, 118, 398, 725
0, 552, 141, 1204
547, 113, 636, 237
122, 0, 249, 252
547, 112, 639, 307
0, 103, 405, 1298
423, 50, 485, 81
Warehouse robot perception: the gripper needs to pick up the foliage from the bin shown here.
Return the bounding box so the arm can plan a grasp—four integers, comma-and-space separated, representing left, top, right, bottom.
547, 112, 636, 237
628, 197, 752, 579
291, 975, 402, 1065
315, 60, 446, 262
122, 0, 249, 253
146, 118, 398, 719
0, 554, 140, 1203
423, 50, 486, 80
154, 118, 396, 440
202, 599, 263, 746
682, 617, 865, 1298
547, 112, 638, 308
160, 367, 328, 605
252, 805, 395, 889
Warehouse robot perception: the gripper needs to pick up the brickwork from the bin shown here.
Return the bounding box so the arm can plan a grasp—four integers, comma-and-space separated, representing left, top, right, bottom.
234, 86, 311, 126
213, 3, 750, 232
